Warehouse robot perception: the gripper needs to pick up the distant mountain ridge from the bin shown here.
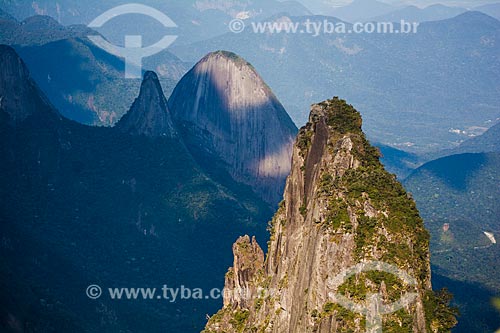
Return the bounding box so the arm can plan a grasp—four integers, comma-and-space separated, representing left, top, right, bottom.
173, 11, 500, 152
475, 2, 500, 20
0, 13, 188, 126
425, 121, 500, 161
456, 122, 500, 153
297, 0, 499, 21
0, 0, 311, 46
330, 0, 396, 22
368, 4, 468, 23
0, 14, 94, 46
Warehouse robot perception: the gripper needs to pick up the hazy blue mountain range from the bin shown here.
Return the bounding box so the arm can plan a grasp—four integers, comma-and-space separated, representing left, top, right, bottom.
475, 2, 500, 20
424, 121, 500, 162
379, 120, 500, 179
0, 0, 311, 24
454, 121, 500, 153
2, 3, 499, 152
0, 14, 94, 46
15, 37, 185, 126
297, 0, 474, 22
0, 14, 188, 126
329, 0, 397, 21
0, 45, 282, 332
0, 0, 311, 46
173, 11, 500, 153
295, 0, 500, 19
368, 4, 468, 22
405, 152, 500, 332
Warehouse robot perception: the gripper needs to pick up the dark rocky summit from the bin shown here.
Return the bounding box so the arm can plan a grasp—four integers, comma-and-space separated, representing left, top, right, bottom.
116, 71, 177, 138
0, 44, 58, 124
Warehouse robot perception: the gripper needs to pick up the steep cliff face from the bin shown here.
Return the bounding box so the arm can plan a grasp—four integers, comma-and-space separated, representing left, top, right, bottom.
116, 71, 177, 138
204, 98, 457, 333
0, 45, 57, 124
169, 51, 297, 205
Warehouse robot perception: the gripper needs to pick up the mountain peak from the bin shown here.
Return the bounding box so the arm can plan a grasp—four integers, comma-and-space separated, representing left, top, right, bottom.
199, 50, 260, 75
143, 70, 159, 81
450, 10, 500, 25
309, 97, 364, 134
21, 15, 62, 30
169, 51, 297, 205
0, 45, 56, 124
204, 97, 457, 332
116, 71, 176, 138
205, 50, 244, 60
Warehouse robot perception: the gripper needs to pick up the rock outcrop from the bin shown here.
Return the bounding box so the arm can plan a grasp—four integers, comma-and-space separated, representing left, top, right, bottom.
0, 44, 57, 124
116, 71, 176, 138
223, 236, 265, 309
203, 98, 457, 333
169, 51, 297, 205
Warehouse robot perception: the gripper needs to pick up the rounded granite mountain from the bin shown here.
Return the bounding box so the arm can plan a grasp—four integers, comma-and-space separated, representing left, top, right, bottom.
169, 50, 298, 205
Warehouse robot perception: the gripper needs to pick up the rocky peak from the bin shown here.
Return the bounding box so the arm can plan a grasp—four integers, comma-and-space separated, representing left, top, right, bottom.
0, 45, 56, 124
116, 71, 176, 138
169, 50, 297, 205
223, 235, 265, 309
204, 97, 456, 332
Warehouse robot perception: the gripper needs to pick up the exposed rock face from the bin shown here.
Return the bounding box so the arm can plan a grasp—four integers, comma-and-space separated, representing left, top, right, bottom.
169, 51, 297, 205
0, 45, 57, 124
204, 98, 456, 333
224, 236, 265, 309
116, 71, 176, 138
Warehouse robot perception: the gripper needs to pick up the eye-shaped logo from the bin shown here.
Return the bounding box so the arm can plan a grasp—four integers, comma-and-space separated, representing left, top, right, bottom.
327, 261, 418, 333
87, 4, 178, 79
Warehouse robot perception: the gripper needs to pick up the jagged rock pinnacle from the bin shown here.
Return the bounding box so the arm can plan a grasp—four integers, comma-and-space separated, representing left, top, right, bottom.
116, 71, 176, 138
0, 45, 57, 124
203, 97, 457, 333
